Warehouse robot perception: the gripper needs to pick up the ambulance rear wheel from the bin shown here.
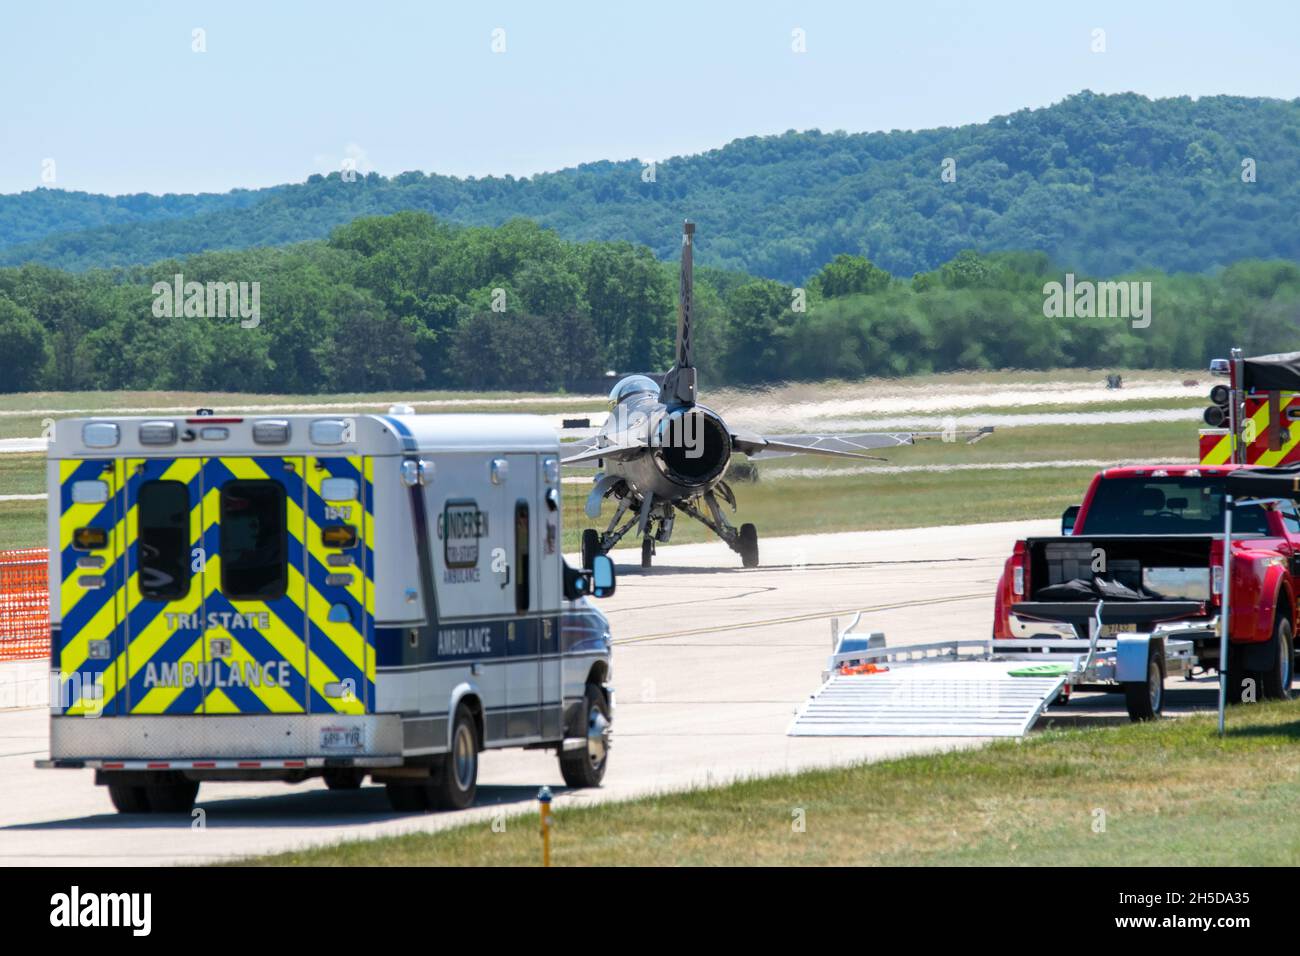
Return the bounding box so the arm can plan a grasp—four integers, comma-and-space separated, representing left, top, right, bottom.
559, 684, 611, 788
107, 782, 149, 814
385, 782, 429, 812
324, 769, 364, 791
739, 523, 759, 568
428, 704, 479, 811
581, 529, 601, 570
145, 777, 199, 813
641, 537, 653, 569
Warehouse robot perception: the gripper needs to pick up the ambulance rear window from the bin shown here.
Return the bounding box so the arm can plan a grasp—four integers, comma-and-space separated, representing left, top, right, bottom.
138, 480, 191, 600
220, 481, 288, 600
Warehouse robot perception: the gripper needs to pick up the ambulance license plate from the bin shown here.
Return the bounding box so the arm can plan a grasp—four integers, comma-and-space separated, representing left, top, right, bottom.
1100, 623, 1137, 637
320, 724, 365, 752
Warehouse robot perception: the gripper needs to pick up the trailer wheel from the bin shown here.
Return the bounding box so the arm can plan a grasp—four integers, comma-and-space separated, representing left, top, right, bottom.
1259, 616, 1293, 701
428, 704, 479, 811
559, 684, 611, 788
107, 782, 150, 814
1124, 645, 1165, 722
581, 529, 601, 570
641, 537, 653, 569
145, 777, 199, 813
739, 523, 759, 568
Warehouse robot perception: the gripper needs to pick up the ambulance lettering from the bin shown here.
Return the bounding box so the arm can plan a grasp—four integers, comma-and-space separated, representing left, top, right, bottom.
439, 499, 487, 582
436, 626, 492, 657
142, 659, 291, 689
163, 611, 272, 631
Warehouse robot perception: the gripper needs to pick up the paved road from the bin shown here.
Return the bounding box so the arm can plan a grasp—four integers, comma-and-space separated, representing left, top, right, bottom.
0, 518, 1219, 865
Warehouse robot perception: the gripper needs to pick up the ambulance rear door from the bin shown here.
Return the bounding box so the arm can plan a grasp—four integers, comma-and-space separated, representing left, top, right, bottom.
198, 456, 309, 714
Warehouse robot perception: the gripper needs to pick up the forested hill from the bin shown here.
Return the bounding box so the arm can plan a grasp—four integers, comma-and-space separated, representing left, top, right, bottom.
2, 92, 1298, 282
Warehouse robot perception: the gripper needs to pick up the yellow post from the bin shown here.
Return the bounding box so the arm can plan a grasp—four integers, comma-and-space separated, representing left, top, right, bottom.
538, 786, 553, 867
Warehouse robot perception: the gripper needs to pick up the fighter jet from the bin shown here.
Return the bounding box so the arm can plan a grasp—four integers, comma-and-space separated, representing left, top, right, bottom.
565, 221, 992, 569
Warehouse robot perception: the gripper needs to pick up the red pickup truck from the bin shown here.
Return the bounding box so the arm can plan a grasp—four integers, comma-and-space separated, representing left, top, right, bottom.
994, 464, 1296, 702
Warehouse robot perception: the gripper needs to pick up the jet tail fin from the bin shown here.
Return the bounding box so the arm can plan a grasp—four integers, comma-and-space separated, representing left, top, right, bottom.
659, 220, 697, 406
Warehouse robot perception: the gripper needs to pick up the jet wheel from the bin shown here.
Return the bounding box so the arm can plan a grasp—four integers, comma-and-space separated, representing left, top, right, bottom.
581, 528, 601, 570
739, 523, 759, 568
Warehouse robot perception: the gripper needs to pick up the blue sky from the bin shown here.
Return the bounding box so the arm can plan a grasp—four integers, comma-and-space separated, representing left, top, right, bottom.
2, 0, 1297, 195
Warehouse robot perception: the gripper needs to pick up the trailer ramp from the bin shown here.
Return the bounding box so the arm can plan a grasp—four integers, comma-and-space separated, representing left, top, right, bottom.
789, 660, 1065, 737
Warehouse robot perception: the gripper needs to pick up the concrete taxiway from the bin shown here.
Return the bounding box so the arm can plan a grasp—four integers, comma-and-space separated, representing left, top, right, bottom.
0, 517, 1216, 865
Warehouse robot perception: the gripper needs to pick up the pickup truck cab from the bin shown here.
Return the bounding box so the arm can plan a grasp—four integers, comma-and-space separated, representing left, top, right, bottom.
994, 464, 1297, 701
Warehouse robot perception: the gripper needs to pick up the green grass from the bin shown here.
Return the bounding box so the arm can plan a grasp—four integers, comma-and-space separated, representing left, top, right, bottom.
242, 700, 1300, 866
560, 464, 1098, 551
0, 416, 1193, 553
0, 501, 45, 551
0, 454, 43, 496
0, 389, 609, 440
0, 377, 1207, 554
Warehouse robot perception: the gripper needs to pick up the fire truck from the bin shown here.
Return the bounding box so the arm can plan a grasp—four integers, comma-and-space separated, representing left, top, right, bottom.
1199, 348, 1300, 467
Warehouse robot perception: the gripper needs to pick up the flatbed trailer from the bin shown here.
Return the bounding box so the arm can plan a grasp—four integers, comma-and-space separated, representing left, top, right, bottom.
789, 604, 1195, 737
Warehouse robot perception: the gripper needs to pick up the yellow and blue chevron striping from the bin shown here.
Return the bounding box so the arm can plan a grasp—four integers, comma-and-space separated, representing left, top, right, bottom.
56, 453, 376, 719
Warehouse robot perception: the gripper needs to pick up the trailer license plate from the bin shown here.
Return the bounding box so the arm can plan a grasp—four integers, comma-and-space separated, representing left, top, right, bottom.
320, 724, 365, 752
1100, 623, 1137, 637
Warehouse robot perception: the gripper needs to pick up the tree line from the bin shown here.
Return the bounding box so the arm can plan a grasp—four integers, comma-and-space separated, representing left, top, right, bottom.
2, 92, 1298, 283
1, 211, 1298, 394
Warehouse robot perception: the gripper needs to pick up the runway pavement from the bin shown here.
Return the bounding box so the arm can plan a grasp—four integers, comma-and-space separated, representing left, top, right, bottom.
0, 517, 1219, 866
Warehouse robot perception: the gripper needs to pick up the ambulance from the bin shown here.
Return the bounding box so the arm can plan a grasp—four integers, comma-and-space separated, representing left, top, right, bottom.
37, 409, 617, 814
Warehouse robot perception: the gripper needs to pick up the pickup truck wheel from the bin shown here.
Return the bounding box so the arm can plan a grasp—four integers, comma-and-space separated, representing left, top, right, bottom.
559, 684, 611, 788
107, 782, 150, 814
427, 704, 479, 810
581, 529, 601, 570
145, 777, 199, 813
1124, 645, 1165, 722
1259, 616, 1293, 701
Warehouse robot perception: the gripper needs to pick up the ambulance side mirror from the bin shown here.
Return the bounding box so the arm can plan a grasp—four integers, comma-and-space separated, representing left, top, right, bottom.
562, 556, 616, 600
591, 554, 616, 598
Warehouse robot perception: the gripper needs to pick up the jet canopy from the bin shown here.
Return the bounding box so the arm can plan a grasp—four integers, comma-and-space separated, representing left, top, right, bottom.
608, 375, 660, 407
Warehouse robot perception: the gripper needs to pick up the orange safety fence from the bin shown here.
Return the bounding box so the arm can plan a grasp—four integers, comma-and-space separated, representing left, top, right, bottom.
0, 548, 50, 661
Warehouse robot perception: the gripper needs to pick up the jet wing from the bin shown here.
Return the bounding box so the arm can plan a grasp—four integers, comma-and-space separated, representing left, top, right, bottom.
729, 430, 890, 461
730, 426, 994, 460
561, 436, 648, 466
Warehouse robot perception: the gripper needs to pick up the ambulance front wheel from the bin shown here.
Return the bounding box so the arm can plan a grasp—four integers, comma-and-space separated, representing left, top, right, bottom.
559, 684, 610, 788
581, 529, 601, 569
